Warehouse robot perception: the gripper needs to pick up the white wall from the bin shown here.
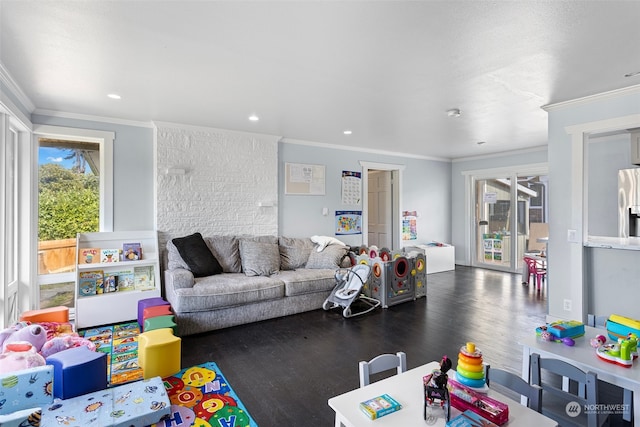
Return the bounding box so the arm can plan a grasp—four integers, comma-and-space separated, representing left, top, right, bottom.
155, 122, 280, 249
32, 114, 156, 232
279, 141, 452, 248
546, 86, 640, 321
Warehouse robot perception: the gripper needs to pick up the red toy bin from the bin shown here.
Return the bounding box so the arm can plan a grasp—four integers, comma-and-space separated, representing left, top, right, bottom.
447, 377, 509, 425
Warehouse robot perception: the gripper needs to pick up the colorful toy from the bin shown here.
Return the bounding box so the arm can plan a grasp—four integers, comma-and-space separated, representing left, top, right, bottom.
137, 327, 181, 379
0, 322, 47, 353
593, 332, 638, 367
455, 342, 486, 388
606, 314, 640, 341
19, 305, 69, 323
40, 334, 97, 358
423, 355, 452, 423
536, 320, 585, 340
0, 341, 46, 373
0, 365, 53, 416
448, 377, 509, 425
46, 345, 108, 399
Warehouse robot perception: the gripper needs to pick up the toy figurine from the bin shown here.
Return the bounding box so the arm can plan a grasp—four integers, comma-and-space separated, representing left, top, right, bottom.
423, 355, 452, 424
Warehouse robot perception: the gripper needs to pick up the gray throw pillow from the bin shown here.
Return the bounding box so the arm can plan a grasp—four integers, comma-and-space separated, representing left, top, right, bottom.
206, 235, 241, 273
306, 244, 349, 269
239, 239, 280, 277
172, 232, 223, 278
279, 236, 315, 270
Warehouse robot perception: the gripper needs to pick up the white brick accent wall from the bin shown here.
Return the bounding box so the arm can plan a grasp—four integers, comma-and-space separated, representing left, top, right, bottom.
155, 122, 280, 249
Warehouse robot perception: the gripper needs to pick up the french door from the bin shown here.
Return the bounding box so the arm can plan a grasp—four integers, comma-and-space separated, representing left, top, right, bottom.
470, 166, 548, 273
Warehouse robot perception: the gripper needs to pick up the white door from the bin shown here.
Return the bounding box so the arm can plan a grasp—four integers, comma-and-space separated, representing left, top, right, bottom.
368, 170, 392, 248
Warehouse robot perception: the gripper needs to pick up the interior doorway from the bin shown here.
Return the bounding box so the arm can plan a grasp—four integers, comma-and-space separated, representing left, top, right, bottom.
360, 161, 404, 250
368, 170, 392, 248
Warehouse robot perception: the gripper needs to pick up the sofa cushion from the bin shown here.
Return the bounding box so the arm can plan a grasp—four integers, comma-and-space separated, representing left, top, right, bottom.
239, 239, 280, 277
306, 244, 349, 269
172, 232, 223, 278
279, 237, 315, 270
170, 273, 284, 312
277, 269, 336, 297
205, 235, 241, 273
166, 240, 190, 271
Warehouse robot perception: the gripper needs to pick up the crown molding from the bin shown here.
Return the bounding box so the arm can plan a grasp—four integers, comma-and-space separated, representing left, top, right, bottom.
33, 109, 155, 128
280, 137, 450, 162
0, 62, 35, 112
542, 84, 640, 111
452, 145, 547, 163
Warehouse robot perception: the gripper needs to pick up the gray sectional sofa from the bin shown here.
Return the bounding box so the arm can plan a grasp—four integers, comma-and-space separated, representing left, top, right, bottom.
163, 233, 350, 335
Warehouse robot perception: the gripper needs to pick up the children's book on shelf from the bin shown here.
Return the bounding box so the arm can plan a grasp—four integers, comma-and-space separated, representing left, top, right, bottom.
122, 242, 142, 261
78, 247, 100, 264
359, 394, 402, 420
134, 265, 155, 291
446, 410, 498, 427
100, 248, 121, 263
78, 270, 104, 297
104, 274, 118, 293
113, 270, 135, 292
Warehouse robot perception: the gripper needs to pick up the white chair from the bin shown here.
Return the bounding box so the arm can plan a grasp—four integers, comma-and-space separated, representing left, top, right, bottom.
485, 364, 542, 412
359, 351, 407, 387
530, 353, 608, 427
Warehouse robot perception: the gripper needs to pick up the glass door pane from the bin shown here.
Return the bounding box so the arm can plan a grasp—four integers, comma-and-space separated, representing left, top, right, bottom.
475, 177, 512, 268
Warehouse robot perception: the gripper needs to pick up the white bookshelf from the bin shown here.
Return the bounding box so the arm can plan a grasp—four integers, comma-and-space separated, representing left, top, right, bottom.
75, 230, 161, 329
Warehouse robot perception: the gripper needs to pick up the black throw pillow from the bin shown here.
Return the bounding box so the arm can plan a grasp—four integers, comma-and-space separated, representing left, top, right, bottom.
171, 232, 223, 277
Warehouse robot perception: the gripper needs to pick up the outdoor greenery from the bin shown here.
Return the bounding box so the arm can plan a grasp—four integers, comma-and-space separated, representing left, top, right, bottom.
38, 163, 99, 240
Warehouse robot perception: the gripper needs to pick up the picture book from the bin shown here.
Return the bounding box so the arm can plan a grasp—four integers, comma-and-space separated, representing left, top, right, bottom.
78, 247, 100, 264
78, 270, 103, 297
122, 242, 142, 261
113, 270, 135, 292
78, 277, 97, 296
446, 410, 498, 427
104, 274, 118, 293
134, 266, 155, 291
80, 322, 143, 386
101, 248, 121, 263
359, 394, 402, 420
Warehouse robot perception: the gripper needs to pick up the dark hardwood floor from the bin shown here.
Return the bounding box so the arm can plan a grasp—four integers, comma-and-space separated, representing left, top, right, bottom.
180, 266, 630, 426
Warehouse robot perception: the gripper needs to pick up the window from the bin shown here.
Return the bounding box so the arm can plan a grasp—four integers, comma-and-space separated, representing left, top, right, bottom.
1, 115, 20, 326
33, 126, 114, 312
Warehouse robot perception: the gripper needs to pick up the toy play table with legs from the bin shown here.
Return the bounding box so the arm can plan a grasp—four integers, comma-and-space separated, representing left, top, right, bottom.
520, 325, 639, 423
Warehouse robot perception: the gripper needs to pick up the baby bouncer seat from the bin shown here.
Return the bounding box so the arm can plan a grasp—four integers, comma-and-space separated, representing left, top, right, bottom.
322, 264, 380, 318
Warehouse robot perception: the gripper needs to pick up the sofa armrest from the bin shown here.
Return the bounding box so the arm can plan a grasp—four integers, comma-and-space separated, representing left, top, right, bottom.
164, 268, 195, 289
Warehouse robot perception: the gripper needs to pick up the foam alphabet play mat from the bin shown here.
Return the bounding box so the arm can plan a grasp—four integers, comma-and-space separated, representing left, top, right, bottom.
154, 362, 258, 427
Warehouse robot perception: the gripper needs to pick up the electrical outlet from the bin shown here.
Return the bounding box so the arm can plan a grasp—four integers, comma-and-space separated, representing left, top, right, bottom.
563, 299, 572, 311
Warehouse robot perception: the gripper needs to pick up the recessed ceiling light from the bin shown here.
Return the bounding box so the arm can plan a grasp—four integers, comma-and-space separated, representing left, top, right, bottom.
624, 71, 640, 78
343, 130, 353, 135
446, 108, 461, 117
248, 114, 259, 121
107, 93, 121, 100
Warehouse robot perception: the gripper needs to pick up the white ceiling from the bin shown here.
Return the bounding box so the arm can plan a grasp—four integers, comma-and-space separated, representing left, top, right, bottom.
1, 1, 640, 159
